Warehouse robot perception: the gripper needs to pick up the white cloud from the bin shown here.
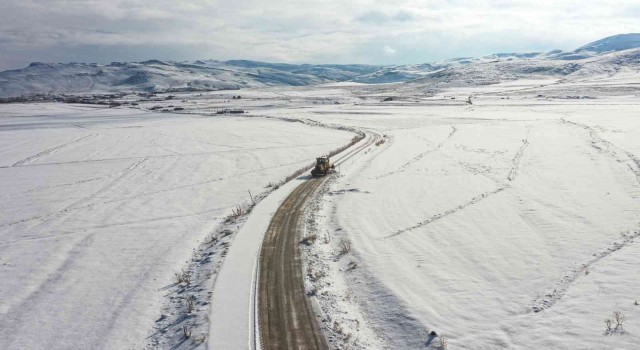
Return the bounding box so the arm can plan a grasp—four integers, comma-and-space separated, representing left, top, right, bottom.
0, 0, 639, 69
383, 45, 397, 56
356, 10, 416, 24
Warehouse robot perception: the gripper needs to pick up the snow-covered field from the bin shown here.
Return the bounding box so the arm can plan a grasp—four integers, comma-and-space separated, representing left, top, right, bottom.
0, 104, 353, 349
1, 70, 639, 350
267, 83, 640, 349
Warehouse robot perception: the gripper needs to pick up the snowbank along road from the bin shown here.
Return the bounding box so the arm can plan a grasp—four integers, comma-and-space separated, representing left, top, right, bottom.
258, 176, 330, 350
258, 132, 380, 350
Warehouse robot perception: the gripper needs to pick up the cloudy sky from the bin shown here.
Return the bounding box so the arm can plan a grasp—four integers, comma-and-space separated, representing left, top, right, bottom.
1, 0, 639, 70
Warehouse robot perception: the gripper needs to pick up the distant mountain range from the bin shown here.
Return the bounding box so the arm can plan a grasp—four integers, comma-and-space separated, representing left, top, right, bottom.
577, 33, 640, 53
352, 33, 640, 85
1, 33, 639, 98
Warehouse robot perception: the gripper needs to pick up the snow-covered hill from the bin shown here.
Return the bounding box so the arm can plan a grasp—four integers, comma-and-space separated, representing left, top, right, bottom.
408, 49, 640, 88
0, 60, 379, 98
404, 48, 640, 89
355, 33, 640, 85
352, 53, 549, 84
2, 33, 640, 98
577, 33, 640, 53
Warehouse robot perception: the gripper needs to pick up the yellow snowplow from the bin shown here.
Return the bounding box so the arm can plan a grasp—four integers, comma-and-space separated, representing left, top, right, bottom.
310, 156, 334, 177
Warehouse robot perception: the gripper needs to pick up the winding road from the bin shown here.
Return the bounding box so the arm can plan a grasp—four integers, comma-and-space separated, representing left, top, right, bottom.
257, 132, 379, 350
258, 176, 330, 350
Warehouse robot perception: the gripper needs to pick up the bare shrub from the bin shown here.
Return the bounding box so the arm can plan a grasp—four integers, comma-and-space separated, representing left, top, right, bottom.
204, 233, 217, 246
438, 335, 448, 349
186, 295, 196, 314
332, 320, 352, 341
225, 205, 245, 222
182, 325, 192, 338
301, 234, 318, 246
347, 260, 358, 270
338, 238, 352, 255
175, 270, 191, 285
322, 233, 331, 244
345, 290, 353, 302
195, 334, 207, 343
313, 270, 326, 280
613, 310, 625, 328
604, 318, 613, 332
306, 266, 326, 282
266, 181, 281, 189
604, 310, 627, 335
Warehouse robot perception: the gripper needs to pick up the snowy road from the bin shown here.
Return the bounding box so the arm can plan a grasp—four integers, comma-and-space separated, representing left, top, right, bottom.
257, 132, 379, 350
259, 176, 330, 350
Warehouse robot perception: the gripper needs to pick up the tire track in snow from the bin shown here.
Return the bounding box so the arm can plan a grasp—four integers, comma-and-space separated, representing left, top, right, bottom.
10, 134, 98, 167
333, 131, 382, 166
376, 126, 457, 179
24, 175, 108, 194
561, 118, 640, 184
60, 157, 149, 208
151, 131, 245, 149
20, 136, 137, 194
151, 138, 179, 155
78, 134, 131, 161
0, 206, 227, 247
384, 134, 529, 239
8, 137, 141, 194
0, 141, 345, 169
0, 157, 148, 228
526, 119, 640, 313
89, 156, 319, 205
530, 226, 640, 313
0, 156, 318, 228
0, 231, 99, 329
383, 187, 507, 239
507, 137, 530, 181
400, 126, 457, 170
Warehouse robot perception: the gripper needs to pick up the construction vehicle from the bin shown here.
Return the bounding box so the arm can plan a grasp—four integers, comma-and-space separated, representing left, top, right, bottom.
310, 156, 334, 177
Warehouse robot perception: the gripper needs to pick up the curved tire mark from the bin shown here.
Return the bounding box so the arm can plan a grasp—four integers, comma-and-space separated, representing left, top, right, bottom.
384, 135, 530, 239
530, 226, 640, 313
11, 134, 98, 167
